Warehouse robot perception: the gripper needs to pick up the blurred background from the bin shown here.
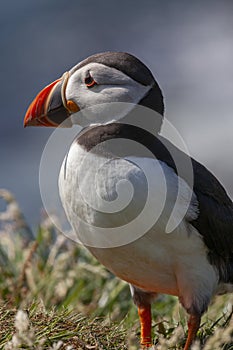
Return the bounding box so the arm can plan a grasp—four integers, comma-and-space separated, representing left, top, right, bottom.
1, 0, 233, 230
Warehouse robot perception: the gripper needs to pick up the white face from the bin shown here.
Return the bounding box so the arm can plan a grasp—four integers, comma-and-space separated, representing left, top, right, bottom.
65, 62, 151, 126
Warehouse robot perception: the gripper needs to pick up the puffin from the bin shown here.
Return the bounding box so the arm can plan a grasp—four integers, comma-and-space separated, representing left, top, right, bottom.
24, 52, 233, 349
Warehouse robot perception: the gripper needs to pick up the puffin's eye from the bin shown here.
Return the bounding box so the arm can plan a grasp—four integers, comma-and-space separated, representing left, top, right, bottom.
85, 74, 97, 88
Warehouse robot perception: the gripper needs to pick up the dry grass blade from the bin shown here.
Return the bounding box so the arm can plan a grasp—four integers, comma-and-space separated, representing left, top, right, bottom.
0, 190, 233, 349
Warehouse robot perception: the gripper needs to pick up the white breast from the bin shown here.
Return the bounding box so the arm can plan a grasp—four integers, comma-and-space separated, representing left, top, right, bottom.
59, 141, 218, 304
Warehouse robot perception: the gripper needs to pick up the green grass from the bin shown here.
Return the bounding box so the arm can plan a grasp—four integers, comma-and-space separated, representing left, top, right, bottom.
0, 189, 233, 349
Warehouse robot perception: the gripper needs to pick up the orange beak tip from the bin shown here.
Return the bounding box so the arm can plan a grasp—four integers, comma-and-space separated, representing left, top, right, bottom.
23, 78, 63, 128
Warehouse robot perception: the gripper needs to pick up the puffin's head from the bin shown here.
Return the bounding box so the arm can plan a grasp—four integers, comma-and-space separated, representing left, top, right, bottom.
24, 52, 164, 130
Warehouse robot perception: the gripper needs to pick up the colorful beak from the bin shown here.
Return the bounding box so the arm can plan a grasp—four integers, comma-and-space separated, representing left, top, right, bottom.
24, 72, 79, 127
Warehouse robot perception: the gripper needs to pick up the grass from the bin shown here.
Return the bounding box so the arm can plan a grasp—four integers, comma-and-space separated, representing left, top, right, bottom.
0, 189, 233, 349
0, 303, 128, 349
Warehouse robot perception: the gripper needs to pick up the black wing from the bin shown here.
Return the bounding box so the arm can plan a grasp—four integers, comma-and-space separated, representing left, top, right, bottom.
158, 136, 233, 283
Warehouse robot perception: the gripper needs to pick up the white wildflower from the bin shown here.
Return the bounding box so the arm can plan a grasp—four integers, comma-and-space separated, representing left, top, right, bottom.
49, 340, 63, 349
4, 310, 37, 349
4, 335, 20, 349
15, 309, 30, 332
203, 318, 233, 349
157, 325, 184, 350
191, 340, 201, 350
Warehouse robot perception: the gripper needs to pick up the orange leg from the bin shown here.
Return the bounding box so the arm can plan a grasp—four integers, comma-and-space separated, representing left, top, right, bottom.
138, 305, 152, 347
183, 314, 201, 350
